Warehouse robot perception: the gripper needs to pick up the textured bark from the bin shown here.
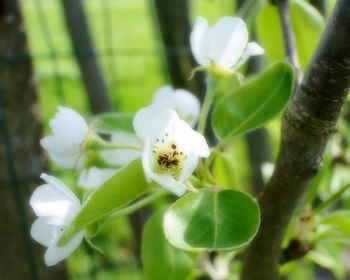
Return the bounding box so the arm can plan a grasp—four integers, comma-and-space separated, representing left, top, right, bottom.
153, 0, 205, 101
61, 0, 111, 114
0, 0, 67, 279
241, 1, 350, 279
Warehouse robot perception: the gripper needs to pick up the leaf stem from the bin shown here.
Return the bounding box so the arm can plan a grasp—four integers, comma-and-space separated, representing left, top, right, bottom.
107, 189, 168, 220
197, 74, 219, 135
87, 136, 142, 151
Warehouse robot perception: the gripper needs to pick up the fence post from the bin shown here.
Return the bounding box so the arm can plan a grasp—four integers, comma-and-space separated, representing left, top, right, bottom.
152, 0, 205, 101
61, 0, 112, 114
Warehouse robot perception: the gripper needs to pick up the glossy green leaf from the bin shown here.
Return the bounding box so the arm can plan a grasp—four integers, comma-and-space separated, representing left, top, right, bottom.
257, 0, 325, 70
290, 0, 325, 70
89, 112, 134, 134
59, 159, 149, 245
142, 209, 195, 280
163, 189, 260, 251
213, 73, 242, 103
213, 153, 237, 188
212, 62, 293, 139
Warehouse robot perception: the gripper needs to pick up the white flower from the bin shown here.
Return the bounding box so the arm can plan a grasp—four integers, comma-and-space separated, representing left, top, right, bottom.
152, 86, 200, 126
30, 174, 84, 266
41, 107, 89, 169
133, 105, 210, 196
190, 16, 264, 73
78, 133, 142, 189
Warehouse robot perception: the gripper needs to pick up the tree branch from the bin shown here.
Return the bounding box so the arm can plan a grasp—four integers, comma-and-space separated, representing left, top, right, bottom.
275, 0, 302, 84
241, 1, 350, 279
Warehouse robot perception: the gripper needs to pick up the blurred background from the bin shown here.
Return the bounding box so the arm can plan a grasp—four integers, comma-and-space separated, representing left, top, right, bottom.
0, 0, 342, 280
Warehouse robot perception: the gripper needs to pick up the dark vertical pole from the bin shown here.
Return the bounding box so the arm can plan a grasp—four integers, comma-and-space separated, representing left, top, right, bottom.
152, 0, 205, 101
0, 0, 67, 279
61, 0, 111, 114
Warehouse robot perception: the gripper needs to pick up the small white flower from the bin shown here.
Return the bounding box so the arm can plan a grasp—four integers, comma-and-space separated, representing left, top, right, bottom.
78, 133, 142, 189
152, 86, 200, 126
41, 107, 89, 169
30, 174, 84, 266
133, 105, 210, 196
190, 16, 264, 73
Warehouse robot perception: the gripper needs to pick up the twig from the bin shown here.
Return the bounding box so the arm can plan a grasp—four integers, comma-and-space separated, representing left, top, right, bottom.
241, 1, 350, 279
275, 0, 302, 84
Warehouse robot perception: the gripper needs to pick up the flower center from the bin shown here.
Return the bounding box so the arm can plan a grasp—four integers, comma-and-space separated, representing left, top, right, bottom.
152, 138, 186, 179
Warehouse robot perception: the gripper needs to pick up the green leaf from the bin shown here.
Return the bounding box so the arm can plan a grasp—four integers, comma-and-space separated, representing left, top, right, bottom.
142, 209, 195, 280
257, 0, 325, 70
213, 73, 242, 103
59, 159, 149, 246
89, 112, 134, 134
163, 189, 260, 251
290, 0, 325, 70
213, 153, 237, 188
212, 62, 293, 139
318, 211, 350, 242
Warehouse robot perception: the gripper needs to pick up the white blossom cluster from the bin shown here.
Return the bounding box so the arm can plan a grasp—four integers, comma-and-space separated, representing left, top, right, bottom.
29, 16, 263, 266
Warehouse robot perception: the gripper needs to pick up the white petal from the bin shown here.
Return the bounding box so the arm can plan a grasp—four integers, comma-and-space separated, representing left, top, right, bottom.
179, 152, 199, 182
190, 17, 210, 66
191, 132, 210, 157
208, 17, 248, 70
30, 175, 80, 223
141, 140, 153, 182
41, 174, 80, 207
172, 89, 200, 126
40, 136, 81, 157
152, 86, 200, 126
50, 107, 89, 143
31, 217, 61, 247
44, 231, 84, 266
235, 42, 265, 69
152, 85, 174, 108
172, 118, 210, 157
150, 173, 186, 196
133, 105, 177, 142
78, 168, 116, 189
49, 154, 85, 170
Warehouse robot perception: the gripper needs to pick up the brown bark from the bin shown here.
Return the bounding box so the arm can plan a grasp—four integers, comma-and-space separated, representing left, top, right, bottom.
241, 1, 350, 279
0, 0, 67, 279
